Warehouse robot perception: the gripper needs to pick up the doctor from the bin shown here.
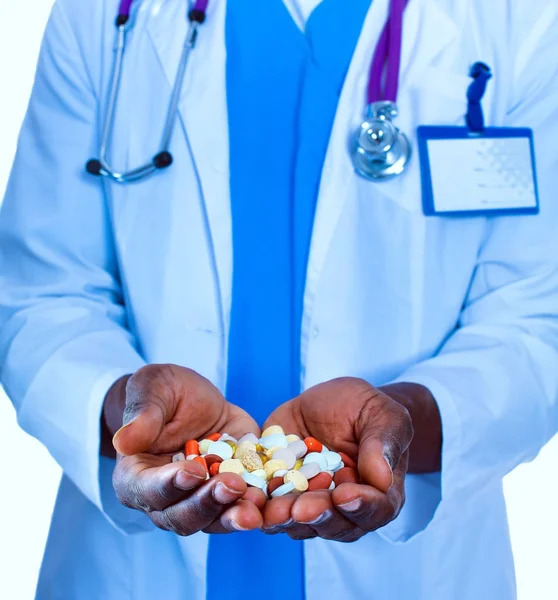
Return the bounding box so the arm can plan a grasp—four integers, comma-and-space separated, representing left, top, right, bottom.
1, 0, 558, 598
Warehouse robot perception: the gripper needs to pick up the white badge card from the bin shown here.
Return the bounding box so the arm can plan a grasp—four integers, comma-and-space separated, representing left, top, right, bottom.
417, 126, 539, 217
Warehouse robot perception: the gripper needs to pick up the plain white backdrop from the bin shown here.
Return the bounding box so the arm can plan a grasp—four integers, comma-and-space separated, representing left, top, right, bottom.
0, 2, 557, 599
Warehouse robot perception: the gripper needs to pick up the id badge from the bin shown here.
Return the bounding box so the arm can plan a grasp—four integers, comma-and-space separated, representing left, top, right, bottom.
417, 126, 540, 217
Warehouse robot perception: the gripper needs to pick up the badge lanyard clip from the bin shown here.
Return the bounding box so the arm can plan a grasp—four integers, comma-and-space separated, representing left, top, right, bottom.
466, 62, 492, 134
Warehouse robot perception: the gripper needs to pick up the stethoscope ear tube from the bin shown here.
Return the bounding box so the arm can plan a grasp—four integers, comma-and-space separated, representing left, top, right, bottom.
86, 0, 207, 184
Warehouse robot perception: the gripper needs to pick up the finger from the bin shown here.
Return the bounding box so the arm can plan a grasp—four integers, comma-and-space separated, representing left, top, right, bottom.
262, 493, 317, 541
332, 462, 406, 533
202, 499, 264, 534
149, 474, 248, 536
113, 455, 208, 512
113, 367, 176, 456
357, 404, 413, 493
242, 487, 268, 512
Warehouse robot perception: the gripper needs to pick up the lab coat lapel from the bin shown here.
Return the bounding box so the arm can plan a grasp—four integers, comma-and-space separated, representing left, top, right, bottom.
301, 0, 459, 383
147, 0, 232, 334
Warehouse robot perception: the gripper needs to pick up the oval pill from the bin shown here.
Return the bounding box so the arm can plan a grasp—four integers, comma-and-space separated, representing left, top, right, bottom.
251, 469, 267, 480
234, 441, 257, 459
304, 437, 323, 453
303, 452, 328, 471
273, 469, 288, 478
242, 470, 268, 491
264, 459, 288, 479
294, 459, 304, 470
307, 472, 333, 491
267, 477, 285, 495
271, 448, 297, 470
261, 425, 285, 438
172, 452, 186, 463
241, 449, 264, 472
334, 467, 359, 486
259, 434, 288, 450
338, 452, 357, 469
207, 433, 222, 442
298, 462, 320, 480
207, 441, 234, 461
209, 462, 220, 477
284, 470, 309, 492
198, 439, 213, 455
323, 451, 343, 471
238, 433, 259, 445
288, 440, 308, 459
193, 455, 208, 472
286, 434, 301, 443
219, 459, 245, 475
271, 481, 296, 498
204, 454, 224, 467
185, 440, 199, 456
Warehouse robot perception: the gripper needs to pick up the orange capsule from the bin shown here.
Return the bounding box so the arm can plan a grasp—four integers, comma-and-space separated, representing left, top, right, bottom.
307, 472, 333, 491
193, 456, 208, 472
204, 454, 224, 468
185, 440, 200, 457
334, 467, 359, 486
209, 462, 220, 477
338, 451, 357, 470
267, 477, 285, 496
304, 436, 323, 453
207, 432, 222, 442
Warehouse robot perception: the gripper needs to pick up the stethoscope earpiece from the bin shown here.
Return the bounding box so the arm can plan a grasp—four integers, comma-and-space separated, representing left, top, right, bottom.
352, 101, 411, 181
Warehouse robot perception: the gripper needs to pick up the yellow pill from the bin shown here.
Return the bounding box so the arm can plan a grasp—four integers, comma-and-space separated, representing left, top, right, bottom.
264, 459, 288, 479
257, 451, 269, 464
198, 439, 212, 455
286, 434, 301, 443
234, 441, 257, 459
261, 425, 285, 438
294, 459, 304, 470
241, 450, 264, 472
256, 444, 265, 452
251, 469, 267, 480
219, 459, 245, 475
225, 441, 237, 454
284, 470, 309, 492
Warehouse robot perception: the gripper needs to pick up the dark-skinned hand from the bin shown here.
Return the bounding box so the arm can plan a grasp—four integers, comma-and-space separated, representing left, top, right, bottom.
108, 364, 266, 536
260, 377, 414, 542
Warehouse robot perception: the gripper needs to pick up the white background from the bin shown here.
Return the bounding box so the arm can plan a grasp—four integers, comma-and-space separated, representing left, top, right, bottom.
0, 2, 558, 599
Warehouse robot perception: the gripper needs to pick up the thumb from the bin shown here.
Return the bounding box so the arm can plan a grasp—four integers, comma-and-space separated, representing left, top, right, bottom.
112, 368, 175, 456
357, 408, 413, 493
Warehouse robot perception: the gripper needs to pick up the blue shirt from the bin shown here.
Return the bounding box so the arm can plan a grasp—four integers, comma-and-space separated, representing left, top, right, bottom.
208, 1, 371, 598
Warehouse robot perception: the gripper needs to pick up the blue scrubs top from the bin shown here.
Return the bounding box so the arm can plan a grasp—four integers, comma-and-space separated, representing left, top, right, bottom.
208, 1, 371, 598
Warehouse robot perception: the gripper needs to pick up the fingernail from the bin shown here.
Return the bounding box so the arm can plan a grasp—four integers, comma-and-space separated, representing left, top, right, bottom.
214, 481, 243, 503
174, 469, 206, 490
338, 499, 362, 513
383, 452, 395, 487
279, 518, 294, 528
112, 422, 134, 445
228, 519, 250, 532
304, 511, 332, 525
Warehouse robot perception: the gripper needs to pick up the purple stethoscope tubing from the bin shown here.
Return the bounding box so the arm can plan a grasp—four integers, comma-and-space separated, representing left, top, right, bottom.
367, 0, 409, 105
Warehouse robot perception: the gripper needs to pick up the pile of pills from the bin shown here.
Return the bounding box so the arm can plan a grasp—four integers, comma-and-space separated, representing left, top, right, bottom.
172, 426, 359, 497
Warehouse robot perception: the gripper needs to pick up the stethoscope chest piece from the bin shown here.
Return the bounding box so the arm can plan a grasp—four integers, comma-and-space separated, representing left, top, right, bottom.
352, 101, 411, 180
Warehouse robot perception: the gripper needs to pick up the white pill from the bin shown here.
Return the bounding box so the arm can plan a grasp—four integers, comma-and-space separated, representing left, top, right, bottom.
207, 441, 234, 461
273, 469, 288, 478
321, 444, 330, 453
198, 439, 212, 454
303, 452, 328, 471
329, 481, 336, 491
298, 462, 320, 480
323, 451, 343, 471
242, 471, 268, 491
272, 448, 297, 469
286, 434, 301, 443
172, 452, 186, 463
238, 433, 259, 445
186, 454, 198, 460
259, 433, 288, 449
251, 469, 267, 480
271, 481, 296, 498
288, 440, 308, 459
219, 433, 238, 443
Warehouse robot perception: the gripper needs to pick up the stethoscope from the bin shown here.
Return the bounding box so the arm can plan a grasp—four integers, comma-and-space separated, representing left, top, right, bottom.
86, 0, 410, 184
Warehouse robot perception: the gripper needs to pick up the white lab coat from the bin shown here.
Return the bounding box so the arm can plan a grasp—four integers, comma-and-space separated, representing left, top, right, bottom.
1, 0, 558, 598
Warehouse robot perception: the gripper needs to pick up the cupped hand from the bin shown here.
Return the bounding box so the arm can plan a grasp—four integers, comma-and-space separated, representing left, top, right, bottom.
110, 364, 266, 535
261, 377, 413, 542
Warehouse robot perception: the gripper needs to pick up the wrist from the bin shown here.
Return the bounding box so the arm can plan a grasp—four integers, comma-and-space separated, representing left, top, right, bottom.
379, 382, 442, 474
101, 374, 131, 458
